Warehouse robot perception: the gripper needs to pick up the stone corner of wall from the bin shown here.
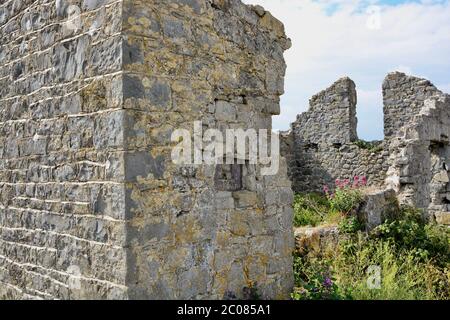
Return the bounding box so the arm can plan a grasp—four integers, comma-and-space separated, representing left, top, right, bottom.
310, 76, 356, 104
229, 0, 291, 49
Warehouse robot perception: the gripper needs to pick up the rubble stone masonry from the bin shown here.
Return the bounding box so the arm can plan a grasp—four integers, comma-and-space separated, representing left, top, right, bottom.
282, 72, 450, 224
281, 77, 389, 193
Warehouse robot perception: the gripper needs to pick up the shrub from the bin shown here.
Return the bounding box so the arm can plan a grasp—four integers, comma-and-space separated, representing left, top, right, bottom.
328, 177, 365, 214
292, 255, 346, 300
293, 193, 330, 227
339, 216, 364, 234
373, 207, 450, 267
329, 187, 364, 214
293, 208, 450, 300
354, 140, 383, 153
293, 177, 367, 227
334, 238, 449, 300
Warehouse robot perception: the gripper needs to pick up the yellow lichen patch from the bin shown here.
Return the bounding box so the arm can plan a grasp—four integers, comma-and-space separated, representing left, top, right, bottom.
215, 231, 231, 248
242, 255, 268, 286
144, 49, 184, 76
80, 81, 106, 113
211, 271, 229, 297
126, 16, 145, 34
173, 217, 200, 244
137, 17, 151, 29
228, 211, 250, 237
243, 264, 255, 289
142, 77, 151, 88
258, 11, 286, 38
210, 44, 225, 58
149, 147, 171, 166
216, 231, 231, 248
127, 185, 173, 217
136, 176, 168, 191
165, 246, 190, 271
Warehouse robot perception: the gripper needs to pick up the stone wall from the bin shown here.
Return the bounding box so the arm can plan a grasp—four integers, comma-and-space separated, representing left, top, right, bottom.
383, 72, 442, 139
385, 76, 450, 223
283, 72, 450, 223
294, 77, 358, 145
0, 0, 126, 300
121, 0, 294, 300
0, 0, 294, 300
281, 77, 389, 193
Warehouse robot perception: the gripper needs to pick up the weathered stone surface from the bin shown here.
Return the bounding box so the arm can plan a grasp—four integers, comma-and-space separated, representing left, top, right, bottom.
358, 189, 399, 231
434, 212, 450, 226
281, 77, 388, 193
294, 226, 339, 256
282, 72, 450, 222
0, 0, 293, 300
384, 74, 450, 217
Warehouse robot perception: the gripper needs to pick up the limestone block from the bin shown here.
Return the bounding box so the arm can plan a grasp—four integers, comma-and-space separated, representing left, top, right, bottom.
232, 191, 260, 208
215, 100, 237, 122
294, 226, 339, 256
435, 212, 450, 226
358, 189, 399, 231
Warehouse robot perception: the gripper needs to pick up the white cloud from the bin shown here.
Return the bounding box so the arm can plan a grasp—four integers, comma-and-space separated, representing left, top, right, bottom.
243, 0, 450, 140
437, 83, 450, 94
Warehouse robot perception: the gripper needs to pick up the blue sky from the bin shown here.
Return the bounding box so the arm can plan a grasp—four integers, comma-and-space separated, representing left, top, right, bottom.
243, 0, 450, 140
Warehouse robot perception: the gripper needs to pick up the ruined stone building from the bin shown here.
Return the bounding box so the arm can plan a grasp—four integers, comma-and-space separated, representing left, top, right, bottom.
281, 72, 450, 225
0, 0, 294, 299
1, 0, 448, 302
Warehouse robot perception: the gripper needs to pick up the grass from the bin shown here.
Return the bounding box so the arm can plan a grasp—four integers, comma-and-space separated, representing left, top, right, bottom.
292, 195, 450, 300
293, 186, 364, 228
353, 140, 384, 153
334, 237, 450, 300
293, 193, 331, 227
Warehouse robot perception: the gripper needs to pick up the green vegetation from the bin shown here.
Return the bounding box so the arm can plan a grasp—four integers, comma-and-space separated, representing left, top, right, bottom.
293, 180, 364, 228
330, 186, 364, 214
354, 139, 384, 153
293, 193, 331, 227
292, 188, 450, 300
338, 216, 364, 234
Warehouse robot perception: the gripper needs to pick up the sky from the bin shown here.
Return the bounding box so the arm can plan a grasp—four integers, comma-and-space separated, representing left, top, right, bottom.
242, 0, 450, 140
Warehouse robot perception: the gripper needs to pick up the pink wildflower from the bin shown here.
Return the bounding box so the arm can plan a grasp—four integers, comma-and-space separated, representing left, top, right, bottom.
343, 179, 350, 188
360, 176, 367, 186
353, 176, 360, 188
